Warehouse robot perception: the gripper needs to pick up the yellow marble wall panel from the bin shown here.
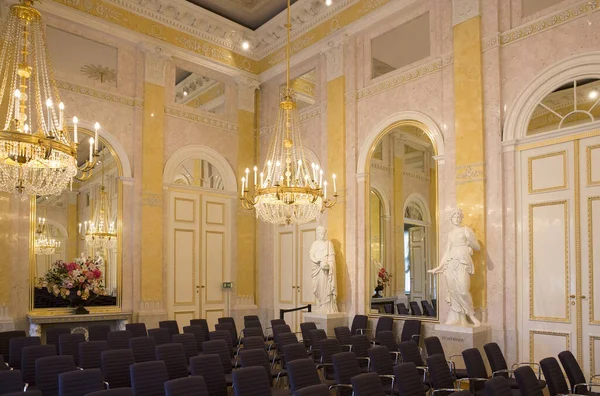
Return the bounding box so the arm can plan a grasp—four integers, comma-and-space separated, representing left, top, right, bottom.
327, 76, 346, 301
394, 156, 405, 295
67, 202, 78, 261
453, 16, 487, 310
0, 193, 9, 306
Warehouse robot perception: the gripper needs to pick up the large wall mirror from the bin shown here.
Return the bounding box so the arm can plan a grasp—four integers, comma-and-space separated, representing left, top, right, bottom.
31, 128, 122, 311
368, 123, 438, 319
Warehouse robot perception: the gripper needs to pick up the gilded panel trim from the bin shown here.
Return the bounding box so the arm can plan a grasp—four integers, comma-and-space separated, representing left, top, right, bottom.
299, 228, 317, 306
529, 330, 571, 362
204, 231, 225, 304
591, 335, 600, 376
528, 200, 571, 323
456, 162, 485, 186
527, 151, 568, 194
173, 228, 196, 306
587, 144, 600, 186
164, 107, 238, 133
278, 231, 294, 305
574, 142, 583, 361
174, 310, 196, 321
174, 198, 196, 223
205, 201, 225, 226
589, 196, 600, 325
56, 80, 142, 107
517, 129, 600, 152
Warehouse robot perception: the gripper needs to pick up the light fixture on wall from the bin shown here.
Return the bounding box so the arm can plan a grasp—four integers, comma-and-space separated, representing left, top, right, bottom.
34, 217, 60, 255
0, 0, 102, 198
79, 155, 117, 250
239, 0, 337, 225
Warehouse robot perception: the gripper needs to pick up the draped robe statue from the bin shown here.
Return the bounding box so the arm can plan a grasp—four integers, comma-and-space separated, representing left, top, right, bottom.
309, 227, 339, 313
429, 208, 481, 327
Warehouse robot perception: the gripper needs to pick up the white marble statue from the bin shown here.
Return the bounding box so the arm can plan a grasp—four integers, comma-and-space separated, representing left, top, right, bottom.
309, 226, 339, 313
428, 208, 481, 327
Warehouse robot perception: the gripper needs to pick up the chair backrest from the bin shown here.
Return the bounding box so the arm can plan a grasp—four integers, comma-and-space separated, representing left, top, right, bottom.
214, 323, 237, 346
351, 372, 387, 396
376, 331, 398, 352
58, 368, 104, 396
101, 349, 134, 388
398, 340, 424, 366
129, 337, 156, 363
332, 351, 361, 385
540, 357, 570, 396
130, 361, 169, 396
272, 324, 291, 336
427, 353, 455, 390
201, 339, 232, 374
0, 370, 25, 395
558, 350, 587, 394
209, 330, 234, 356
0, 330, 26, 363
46, 328, 71, 350
462, 347, 488, 378
158, 321, 180, 336
21, 344, 56, 384
108, 331, 132, 350
293, 384, 331, 396
3, 391, 42, 396
147, 328, 171, 346
286, 357, 321, 393
189, 354, 227, 396
58, 333, 85, 364
164, 376, 208, 396
239, 349, 271, 384
270, 319, 286, 329
484, 342, 508, 373
514, 366, 544, 396
88, 325, 111, 342
400, 320, 421, 343
189, 320, 209, 341
375, 316, 393, 337
319, 338, 341, 364
155, 343, 188, 380
308, 329, 327, 351
423, 301, 436, 317
484, 377, 514, 396
36, 355, 77, 396
243, 315, 260, 323
9, 336, 41, 369
397, 304, 410, 315
275, 332, 299, 353
0, 353, 6, 370
125, 323, 147, 338
241, 326, 264, 339
79, 341, 109, 369
424, 336, 445, 357
85, 389, 134, 396
409, 301, 422, 316
350, 315, 368, 335
420, 301, 429, 316
232, 366, 272, 396
300, 322, 317, 348
368, 345, 394, 375
217, 317, 238, 342
182, 326, 207, 352
349, 334, 371, 358
281, 342, 309, 367
334, 326, 352, 345
171, 334, 198, 362
240, 336, 265, 350
393, 362, 427, 396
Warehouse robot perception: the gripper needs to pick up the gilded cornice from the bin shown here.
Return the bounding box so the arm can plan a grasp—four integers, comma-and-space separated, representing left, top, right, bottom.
164, 106, 239, 133
56, 80, 143, 107
356, 53, 453, 100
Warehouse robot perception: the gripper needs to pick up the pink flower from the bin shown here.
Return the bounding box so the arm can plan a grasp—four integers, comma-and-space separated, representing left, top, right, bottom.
93, 269, 102, 279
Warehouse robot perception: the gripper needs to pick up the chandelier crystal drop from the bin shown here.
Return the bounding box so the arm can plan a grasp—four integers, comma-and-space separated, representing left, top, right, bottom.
79, 157, 117, 250
34, 217, 60, 255
0, 0, 101, 198
240, 0, 337, 225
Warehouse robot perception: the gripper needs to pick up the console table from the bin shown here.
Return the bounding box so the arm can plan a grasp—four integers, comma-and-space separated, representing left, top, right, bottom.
27, 312, 132, 340
370, 297, 398, 314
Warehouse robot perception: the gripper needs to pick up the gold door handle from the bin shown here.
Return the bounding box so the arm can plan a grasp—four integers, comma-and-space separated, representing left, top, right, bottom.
570, 295, 576, 299
581, 295, 587, 299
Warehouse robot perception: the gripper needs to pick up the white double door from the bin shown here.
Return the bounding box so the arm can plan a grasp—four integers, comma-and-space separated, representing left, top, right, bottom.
518, 135, 600, 377
275, 223, 317, 332
167, 190, 232, 330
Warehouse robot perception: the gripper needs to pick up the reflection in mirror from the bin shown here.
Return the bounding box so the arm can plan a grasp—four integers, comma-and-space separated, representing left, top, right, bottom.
33, 130, 119, 309
371, 13, 430, 79
281, 69, 316, 110
175, 67, 226, 114
172, 159, 225, 190
369, 125, 437, 318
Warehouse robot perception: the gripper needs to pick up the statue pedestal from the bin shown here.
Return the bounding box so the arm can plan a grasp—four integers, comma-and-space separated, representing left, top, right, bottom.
0, 306, 15, 331
430, 323, 491, 370
303, 312, 348, 335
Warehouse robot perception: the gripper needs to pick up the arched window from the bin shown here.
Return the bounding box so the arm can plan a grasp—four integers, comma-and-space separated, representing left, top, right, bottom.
404, 200, 425, 222
172, 159, 225, 190
527, 78, 600, 135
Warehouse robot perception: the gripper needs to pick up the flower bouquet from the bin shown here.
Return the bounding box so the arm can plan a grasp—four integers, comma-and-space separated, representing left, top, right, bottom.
374, 268, 393, 297
36, 257, 105, 314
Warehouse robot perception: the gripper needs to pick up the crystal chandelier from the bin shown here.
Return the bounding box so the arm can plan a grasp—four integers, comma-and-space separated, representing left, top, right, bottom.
0, 0, 101, 198
240, 0, 337, 225
34, 217, 60, 255
79, 157, 117, 250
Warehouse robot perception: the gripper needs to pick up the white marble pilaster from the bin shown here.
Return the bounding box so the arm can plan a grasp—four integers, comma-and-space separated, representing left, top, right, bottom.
452, 0, 481, 26
141, 44, 171, 87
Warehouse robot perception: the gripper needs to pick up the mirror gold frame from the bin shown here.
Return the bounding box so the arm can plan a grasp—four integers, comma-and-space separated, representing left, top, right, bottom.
28, 128, 124, 314
364, 120, 440, 322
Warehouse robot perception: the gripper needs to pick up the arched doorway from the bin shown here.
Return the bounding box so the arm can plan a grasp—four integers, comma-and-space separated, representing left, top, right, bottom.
164, 146, 237, 329
505, 54, 600, 375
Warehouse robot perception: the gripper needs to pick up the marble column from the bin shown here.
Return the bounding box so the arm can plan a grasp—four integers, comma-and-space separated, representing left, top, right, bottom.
393, 137, 405, 296
138, 45, 170, 327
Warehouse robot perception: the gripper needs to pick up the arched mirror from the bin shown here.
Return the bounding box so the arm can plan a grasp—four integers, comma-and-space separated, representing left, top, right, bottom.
368, 123, 438, 319
31, 128, 122, 311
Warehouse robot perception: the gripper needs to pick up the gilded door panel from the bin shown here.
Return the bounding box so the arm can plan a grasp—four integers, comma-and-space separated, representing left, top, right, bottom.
299, 226, 316, 306
409, 226, 426, 299
528, 151, 568, 194
529, 330, 571, 363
